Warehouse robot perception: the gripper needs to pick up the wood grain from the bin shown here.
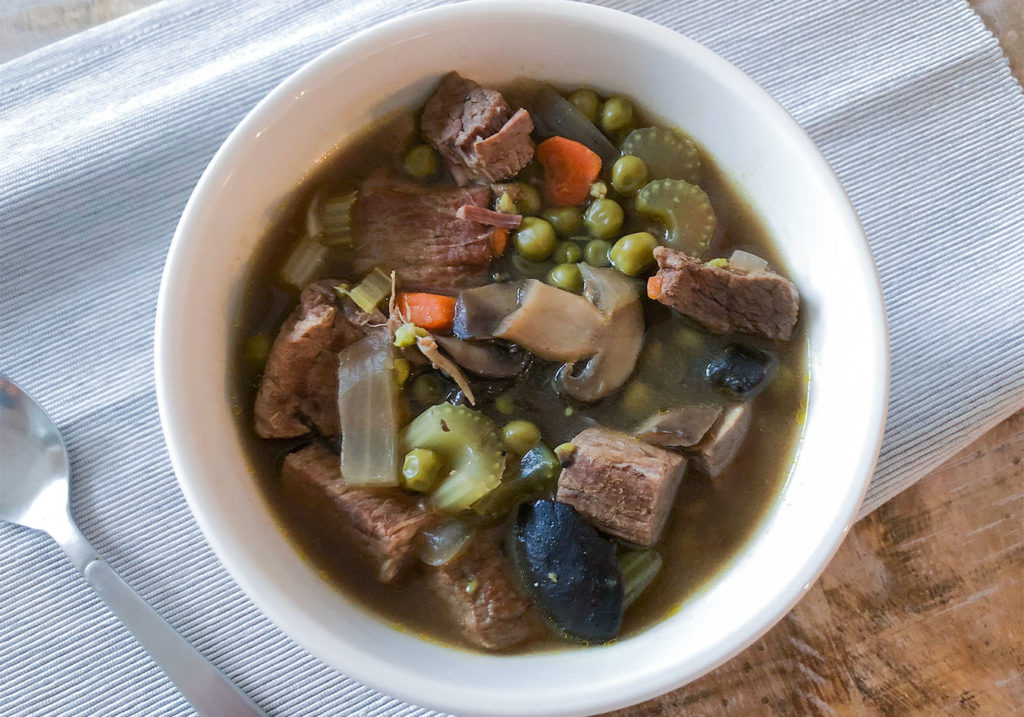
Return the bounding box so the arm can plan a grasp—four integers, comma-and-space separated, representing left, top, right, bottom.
611, 410, 1023, 716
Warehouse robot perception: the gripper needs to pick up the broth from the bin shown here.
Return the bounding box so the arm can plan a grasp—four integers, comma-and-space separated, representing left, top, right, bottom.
231, 82, 807, 651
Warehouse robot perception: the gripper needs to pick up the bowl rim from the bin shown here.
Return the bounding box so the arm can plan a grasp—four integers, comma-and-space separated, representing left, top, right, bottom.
155, 1, 889, 714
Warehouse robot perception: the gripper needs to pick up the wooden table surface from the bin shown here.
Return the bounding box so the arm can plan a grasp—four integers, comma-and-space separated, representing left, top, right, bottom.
612, 411, 1023, 716
4, 2, 1021, 716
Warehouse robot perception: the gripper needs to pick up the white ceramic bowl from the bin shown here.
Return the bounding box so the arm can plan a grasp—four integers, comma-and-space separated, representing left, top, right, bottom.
155, 1, 888, 714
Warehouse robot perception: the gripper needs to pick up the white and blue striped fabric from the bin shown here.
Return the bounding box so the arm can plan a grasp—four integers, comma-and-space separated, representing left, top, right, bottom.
1, 1, 1022, 714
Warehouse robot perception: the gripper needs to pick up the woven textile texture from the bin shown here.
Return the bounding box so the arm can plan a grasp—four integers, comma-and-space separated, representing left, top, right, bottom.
1, 0, 1022, 714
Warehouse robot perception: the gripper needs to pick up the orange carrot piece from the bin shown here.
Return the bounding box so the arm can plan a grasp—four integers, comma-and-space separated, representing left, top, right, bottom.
398, 292, 457, 332
536, 136, 602, 207
490, 227, 509, 257
647, 275, 663, 300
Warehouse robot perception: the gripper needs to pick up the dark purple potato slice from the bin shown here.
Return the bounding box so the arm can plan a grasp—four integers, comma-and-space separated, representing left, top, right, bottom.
705, 344, 776, 397
509, 499, 623, 643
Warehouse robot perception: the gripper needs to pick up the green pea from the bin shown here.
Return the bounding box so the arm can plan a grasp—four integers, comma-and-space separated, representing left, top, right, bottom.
393, 357, 411, 386
611, 155, 649, 195
552, 240, 584, 264
411, 372, 444, 405
583, 239, 613, 267
514, 217, 558, 262
242, 333, 271, 367
503, 420, 542, 455
568, 88, 600, 123
620, 381, 655, 416
610, 231, 658, 276
402, 144, 437, 178
494, 392, 516, 415
402, 448, 443, 492
546, 263, 584, 293
674, 325, 707, 353
495, 191, 517, 215
600, 96, 634, 134
515, 183, 542, 215
584, 198, 624, 240
542, 206, 584, 236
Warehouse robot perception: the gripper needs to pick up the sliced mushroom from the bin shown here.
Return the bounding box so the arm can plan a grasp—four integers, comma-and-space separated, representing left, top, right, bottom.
494, 280, 605, 362
434, 336, 528, 378
683, 402, 751, 477
559, 267, 644, 402
453, 282, 522, 339
635, 404, 723, 448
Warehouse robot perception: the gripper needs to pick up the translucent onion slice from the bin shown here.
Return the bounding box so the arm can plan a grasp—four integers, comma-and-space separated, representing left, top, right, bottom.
416, 519, 475, 566
337, 332, 401, 486
728, 249, 769, 274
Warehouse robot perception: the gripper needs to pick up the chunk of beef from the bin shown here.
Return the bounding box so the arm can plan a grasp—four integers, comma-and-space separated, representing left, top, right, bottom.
281, 444, 434, 584
556, 428, 686, 547
635, 404, 723, 448
254, 280, 376, 438
421, 72, 535, 184
424, 532, 546, 650
683, 402, 751, 477
352, 175, 495, 291
650, 246, 800, 340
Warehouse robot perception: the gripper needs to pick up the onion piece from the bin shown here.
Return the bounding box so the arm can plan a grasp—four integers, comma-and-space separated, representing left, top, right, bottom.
416, 519, 475, 566
337, 331, 400, 486
728, 249, 768, 274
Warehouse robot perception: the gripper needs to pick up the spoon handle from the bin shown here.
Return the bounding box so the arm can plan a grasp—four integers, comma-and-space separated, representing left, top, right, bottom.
81, 559, 265, 716
55, 520, 265, 717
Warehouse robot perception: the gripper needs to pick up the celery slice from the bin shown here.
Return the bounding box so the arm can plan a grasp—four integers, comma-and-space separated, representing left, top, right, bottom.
621, 127, 700, 184
322, 190, 358, 247
403, 403, 505, 514
618, 549, 663, 608
635, 179, 716, 257
335, 267, 391, 314
279, 234, 328, 290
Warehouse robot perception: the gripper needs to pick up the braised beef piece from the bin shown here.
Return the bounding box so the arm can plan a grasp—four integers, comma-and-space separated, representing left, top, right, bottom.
424, 532, 547, 651
254, 280, 378, 439
420, 72, 535, 185
649, 246, 800, 340
683, 403, 751, 477
351, 175, 495, 292
556, 428, 687, 547
281, 444, 434, 584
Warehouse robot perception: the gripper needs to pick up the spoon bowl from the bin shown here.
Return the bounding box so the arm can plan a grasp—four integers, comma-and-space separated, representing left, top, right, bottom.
0, 377, 71, 532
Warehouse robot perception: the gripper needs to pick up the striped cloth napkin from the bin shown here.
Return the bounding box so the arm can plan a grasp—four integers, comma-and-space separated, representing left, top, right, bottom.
1, 0, 1021, 714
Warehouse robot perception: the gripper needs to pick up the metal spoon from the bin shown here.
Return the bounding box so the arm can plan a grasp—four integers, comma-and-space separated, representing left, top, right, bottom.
0, 375, 265, 717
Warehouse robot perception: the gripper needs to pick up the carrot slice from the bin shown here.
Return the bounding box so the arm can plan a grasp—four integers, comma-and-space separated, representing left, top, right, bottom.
490, 227, 509, 257
647, 274, 663, 300
536, 136, 602, 207
398, 292, 458, 332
